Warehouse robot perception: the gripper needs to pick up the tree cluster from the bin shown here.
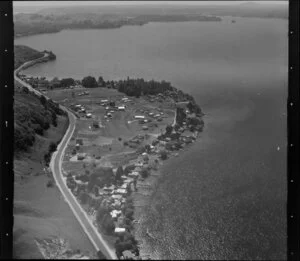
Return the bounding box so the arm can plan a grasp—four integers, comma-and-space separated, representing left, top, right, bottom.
116, 77, 174, 97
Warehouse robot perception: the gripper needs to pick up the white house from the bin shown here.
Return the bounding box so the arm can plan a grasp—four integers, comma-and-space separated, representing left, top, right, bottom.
115, 188, 127, 195
128, 172, 139, 178
111, 194, 122, 200
134, 115, 145, 119
118, 106, 126, 111
115, 227, 126, 233
110, 210, 122, 219
86, 113, 92, 118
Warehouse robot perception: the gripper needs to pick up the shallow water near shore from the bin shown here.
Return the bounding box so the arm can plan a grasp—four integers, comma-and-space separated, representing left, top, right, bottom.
15, 16, 288, 259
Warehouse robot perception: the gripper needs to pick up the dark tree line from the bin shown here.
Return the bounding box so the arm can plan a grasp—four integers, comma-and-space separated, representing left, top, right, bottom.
116, 77, 174, 97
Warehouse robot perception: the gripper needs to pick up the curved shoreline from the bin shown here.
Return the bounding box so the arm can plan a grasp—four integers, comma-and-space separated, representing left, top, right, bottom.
16, 49, 204, 260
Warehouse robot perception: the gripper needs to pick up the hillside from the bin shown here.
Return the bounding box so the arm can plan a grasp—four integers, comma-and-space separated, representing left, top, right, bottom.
13, 46, 96, 259
14, 45, 44, 69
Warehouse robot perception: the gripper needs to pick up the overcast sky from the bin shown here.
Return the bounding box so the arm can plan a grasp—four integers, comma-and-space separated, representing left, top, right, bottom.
13, 1, 288, 7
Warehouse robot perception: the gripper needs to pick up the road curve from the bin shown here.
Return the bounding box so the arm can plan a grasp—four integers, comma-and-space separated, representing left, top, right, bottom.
15, 58, 117, 259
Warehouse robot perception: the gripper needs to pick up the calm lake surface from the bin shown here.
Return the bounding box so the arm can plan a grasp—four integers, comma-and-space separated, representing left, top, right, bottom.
15, 17, 288, 260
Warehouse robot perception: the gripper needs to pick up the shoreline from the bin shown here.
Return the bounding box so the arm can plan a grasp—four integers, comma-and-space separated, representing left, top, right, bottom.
17, 47, 204, 260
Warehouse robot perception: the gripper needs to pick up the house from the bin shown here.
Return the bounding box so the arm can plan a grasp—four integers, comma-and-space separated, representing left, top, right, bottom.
112, 200, 122, 208
128, 172, 139, 178
86, 113, 92, 118
114, 227, 126, 234
142, 126, 148, 130
120, 183, 128, 189
122, 250, 136, 260
115, 188, 127, 195
110, 210, 122, 219
123, 178, 133, 184
118, 106, 126, 111
134, 115, 145, 119
111, 194, 122, 200
77, 153, 86, 160
101, 99, 109, 103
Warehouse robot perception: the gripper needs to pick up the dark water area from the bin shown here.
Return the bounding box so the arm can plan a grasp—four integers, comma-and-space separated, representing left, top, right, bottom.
15, 16, 288, 260
143, 84, 287, 260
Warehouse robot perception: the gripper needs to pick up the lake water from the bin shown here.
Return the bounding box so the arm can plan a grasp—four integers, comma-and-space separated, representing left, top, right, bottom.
15, 16, 288, 260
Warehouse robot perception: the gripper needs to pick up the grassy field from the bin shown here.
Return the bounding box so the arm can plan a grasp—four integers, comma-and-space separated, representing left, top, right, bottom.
46, 87, 175, 171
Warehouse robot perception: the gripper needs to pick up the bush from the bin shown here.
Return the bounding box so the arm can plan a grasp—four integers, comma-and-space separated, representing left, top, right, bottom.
140, 168, 150, 179
46, 180, 54, 187
14, 125, 35, 152
115, 166, 124, 182
102, 213, 115, 235
82, 76, 98, 88
22, 87, 29, 94
160, 150, 168, 160
49, 142, 57, 153
124, 208, 134, 220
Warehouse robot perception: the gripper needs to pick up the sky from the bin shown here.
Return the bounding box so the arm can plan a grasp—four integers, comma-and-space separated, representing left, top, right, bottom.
13, 1, 288, 7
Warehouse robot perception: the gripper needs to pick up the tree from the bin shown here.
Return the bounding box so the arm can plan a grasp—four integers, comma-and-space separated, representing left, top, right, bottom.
98, 76, 105, 86
40, 95, 47, 106
133, 179, 137, 191
140, 168, 149, 179
160, 150, 168, 160
96, 206, 108, 225
115, 166, 124, 182
60, 78, 75, 88
49, 142, 57, 153
165, 125, 173, 135
124, 208, 134, 220
102, 213, 115, 235
82, 76, 98, 88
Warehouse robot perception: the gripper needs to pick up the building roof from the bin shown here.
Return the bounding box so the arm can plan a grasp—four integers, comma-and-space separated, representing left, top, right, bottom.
115, 227, 126, 233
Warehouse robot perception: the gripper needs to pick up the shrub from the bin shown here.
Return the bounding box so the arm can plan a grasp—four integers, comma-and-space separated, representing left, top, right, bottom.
46, 180, 54, 187
82, 76, 98, 88
40, 95, 47, 106
140, 168, 150, 179
160, 150, 168, 160
49, 142, 57, 153
115, 166, 124, 182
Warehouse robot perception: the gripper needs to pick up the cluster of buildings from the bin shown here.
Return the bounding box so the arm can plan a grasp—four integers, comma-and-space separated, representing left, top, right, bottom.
133, 108, 165, 131
17, 73, 83, 91
100, 97, 130, 121
71, 104, 94, 119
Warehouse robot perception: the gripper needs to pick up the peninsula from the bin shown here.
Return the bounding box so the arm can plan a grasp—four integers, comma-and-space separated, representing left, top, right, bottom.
14, 46, 204, 260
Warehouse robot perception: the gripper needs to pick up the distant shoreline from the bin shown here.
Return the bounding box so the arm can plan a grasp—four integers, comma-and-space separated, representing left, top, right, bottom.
14, 14, 222, 39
